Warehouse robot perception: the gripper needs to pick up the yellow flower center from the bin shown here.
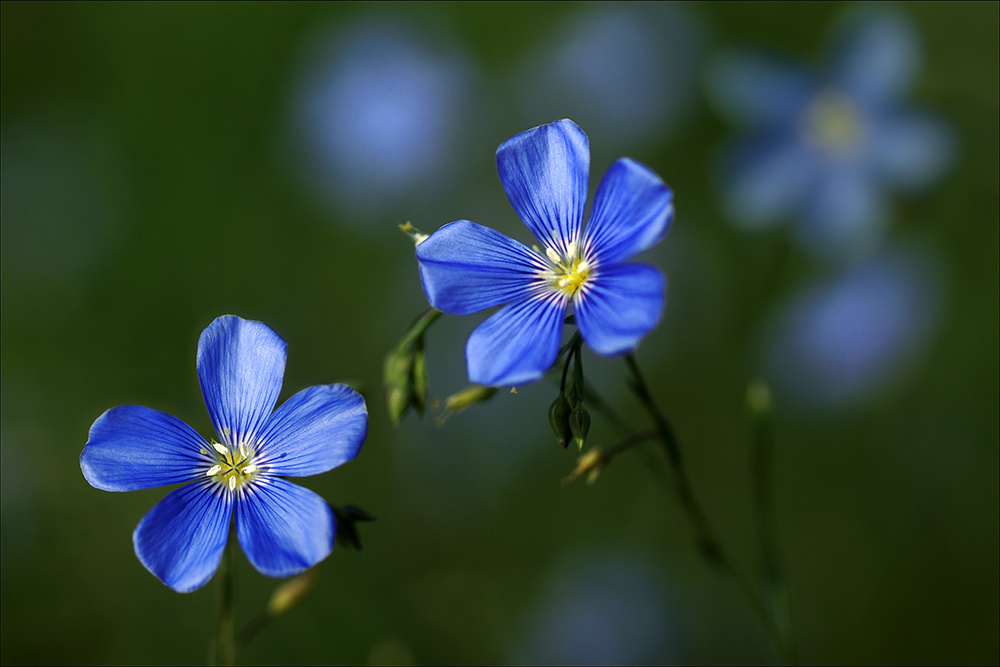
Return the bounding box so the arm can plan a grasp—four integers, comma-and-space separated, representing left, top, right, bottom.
543, 242, 592, 298
802, 89, 865, 156
203, 440, 259, 492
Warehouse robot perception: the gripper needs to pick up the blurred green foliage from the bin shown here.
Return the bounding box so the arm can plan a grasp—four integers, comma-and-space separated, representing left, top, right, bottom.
2, 2, 997, 664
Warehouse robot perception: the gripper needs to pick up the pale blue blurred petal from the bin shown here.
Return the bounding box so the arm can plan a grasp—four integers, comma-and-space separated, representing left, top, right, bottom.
872, 112, 956, 192
799, 164, 888, 259
764, 247, 942, 409
830, 7, 920, 104
516, 4, 701, 144
288, 18, 476, 224
197, 316, 286, 446
416, 220, 544, 315
256, 384, 367, 477
236, 478, 335, 578
722, 138, 813, 230
707, 52, 815, 127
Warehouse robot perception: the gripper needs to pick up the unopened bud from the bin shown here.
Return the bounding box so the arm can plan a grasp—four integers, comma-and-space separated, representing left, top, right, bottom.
267, 571, 318, 617
569, 407, 591, 450
436, 385, 498, 424
548, 395, 573, 448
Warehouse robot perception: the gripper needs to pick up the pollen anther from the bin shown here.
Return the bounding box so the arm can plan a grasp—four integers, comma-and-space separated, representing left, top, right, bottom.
206, 464, 222, 477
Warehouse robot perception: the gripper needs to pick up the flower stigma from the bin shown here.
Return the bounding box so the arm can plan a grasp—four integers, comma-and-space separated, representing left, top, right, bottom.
801, 89, 866, 157
541, 239, 593, 299
204, 440, 260, 492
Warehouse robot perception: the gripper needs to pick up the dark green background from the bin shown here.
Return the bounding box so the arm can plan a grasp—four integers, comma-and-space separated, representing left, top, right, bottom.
2, 2, 997, 664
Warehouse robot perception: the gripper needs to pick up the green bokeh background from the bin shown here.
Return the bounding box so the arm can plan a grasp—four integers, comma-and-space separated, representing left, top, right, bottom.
2, 2, 997, 664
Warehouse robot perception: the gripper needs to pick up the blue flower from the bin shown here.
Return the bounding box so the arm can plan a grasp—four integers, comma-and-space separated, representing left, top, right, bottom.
709, 7, 954, 258
415, 119, 674, 387
80, 315, 368, 593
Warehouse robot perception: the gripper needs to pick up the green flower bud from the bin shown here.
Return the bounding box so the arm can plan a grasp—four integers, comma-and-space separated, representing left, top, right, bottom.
548, 394, 573, 448
435, 385, 498, 424
569, 406, 591, 451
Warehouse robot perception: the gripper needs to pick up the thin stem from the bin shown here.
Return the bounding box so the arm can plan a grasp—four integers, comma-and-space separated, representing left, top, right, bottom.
624, 354, 795, 664
752, 400, 799, 664
215, 542, 236, 666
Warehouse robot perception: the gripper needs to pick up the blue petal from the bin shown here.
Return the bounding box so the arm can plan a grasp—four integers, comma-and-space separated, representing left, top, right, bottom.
255, 384, 368, 477
81, 405, 208, 491
829, 7, 919, 105
706, 52, 815, 128
197, 315, 286, 446
416, 220, 544, 315
133, 479, 233, 593
496, 119, 589, 254
236, 477, 335, 578
576, 263, 665, 356
799, 164, 887, 259
871, 111, 955, 192
466, 295, 567, 387
584, 158, 673, 266
722, 137, 813, 230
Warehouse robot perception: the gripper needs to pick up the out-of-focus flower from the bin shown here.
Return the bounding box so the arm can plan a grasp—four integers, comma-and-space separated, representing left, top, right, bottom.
762, 246, 943, 410
416, 120, 673, 387
515, 3, 701, 147
511, 551, 673, 665
80, 316, 368, 592
287, 18, 477, 225
709, 8, 955, 258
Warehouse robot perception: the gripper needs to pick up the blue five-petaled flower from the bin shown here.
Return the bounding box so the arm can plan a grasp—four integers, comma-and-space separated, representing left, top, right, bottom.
415, 119, 674, 387
709, 7, 954, 258
80, 315, 368, 593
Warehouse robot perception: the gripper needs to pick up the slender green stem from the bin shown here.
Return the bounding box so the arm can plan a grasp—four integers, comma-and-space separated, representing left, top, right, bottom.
624, 354, 795, 664
751, 399, 799, 664
215, 542, 236, 666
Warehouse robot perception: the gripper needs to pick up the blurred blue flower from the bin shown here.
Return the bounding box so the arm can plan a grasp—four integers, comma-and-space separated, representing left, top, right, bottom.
287, 18, 477, 226
416, 120, 673, 387
514, 3, 702, 147
709, 8, 954, 258
762, 246, 943, 410
80, 316, 368, 593
511, 550, 673, 665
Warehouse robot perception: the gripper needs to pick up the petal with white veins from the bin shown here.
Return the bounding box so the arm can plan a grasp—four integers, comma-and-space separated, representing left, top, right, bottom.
496, 119, 589, 254
81, 405, 208, 492
466, 295, 567, 387
416, 220, 543, 315
197, 315, 286, 446
576, 263, 666, 356
133, 479, 233, 593
585, 158, 673, 266
236, 477, 335, 578
256, 384, 368, 477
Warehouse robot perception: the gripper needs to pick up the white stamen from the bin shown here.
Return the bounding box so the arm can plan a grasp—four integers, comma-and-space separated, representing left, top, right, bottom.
206, 464, 222, 477
242, 464, 257, 475
228, 476, 236, 492
239, 443, 249, 459
212, 443, 228, 456
545, 247, 561, 264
